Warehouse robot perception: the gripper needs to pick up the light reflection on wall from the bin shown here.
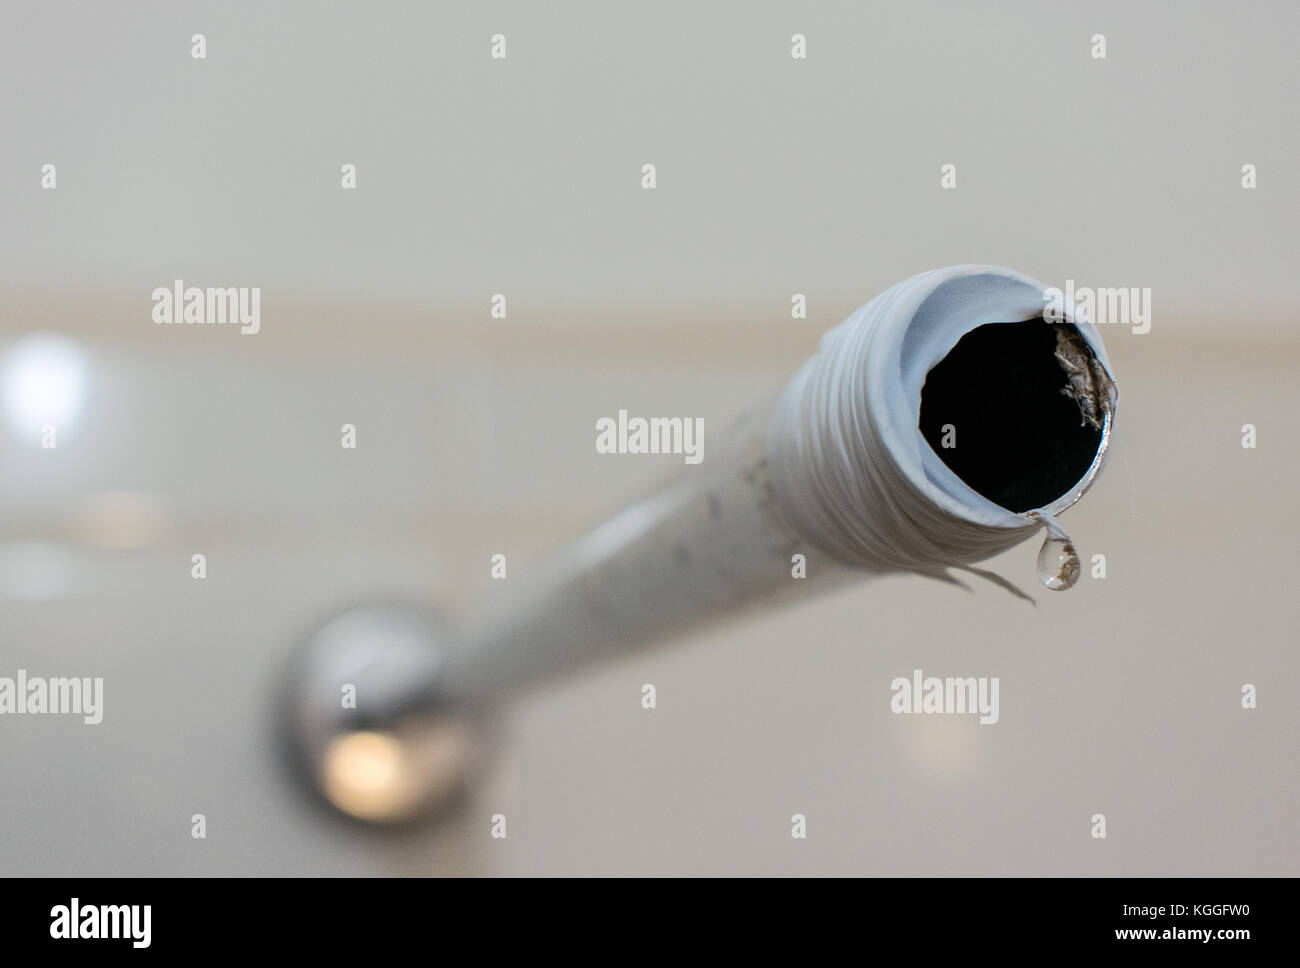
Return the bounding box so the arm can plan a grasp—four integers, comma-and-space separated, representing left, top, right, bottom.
900, 714, 989, 779
2, 334, 88, 445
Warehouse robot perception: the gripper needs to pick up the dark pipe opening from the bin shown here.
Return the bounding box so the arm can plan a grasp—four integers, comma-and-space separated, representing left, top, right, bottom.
919, 318, 1105, 513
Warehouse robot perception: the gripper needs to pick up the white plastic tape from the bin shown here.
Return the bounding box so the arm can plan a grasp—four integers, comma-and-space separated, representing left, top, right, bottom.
767, 264, 1116, 574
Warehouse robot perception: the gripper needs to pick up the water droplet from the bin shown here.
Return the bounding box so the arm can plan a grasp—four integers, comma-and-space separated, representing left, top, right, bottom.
1036, 535, 1080, 590
1026, 511, 1081, 591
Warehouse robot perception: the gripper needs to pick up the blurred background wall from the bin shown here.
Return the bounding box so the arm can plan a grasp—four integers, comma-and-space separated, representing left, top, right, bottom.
0, 0, 1295, 874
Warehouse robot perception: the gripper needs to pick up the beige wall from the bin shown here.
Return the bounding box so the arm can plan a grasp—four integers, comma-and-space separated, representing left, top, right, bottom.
0, 1, 1295, 874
